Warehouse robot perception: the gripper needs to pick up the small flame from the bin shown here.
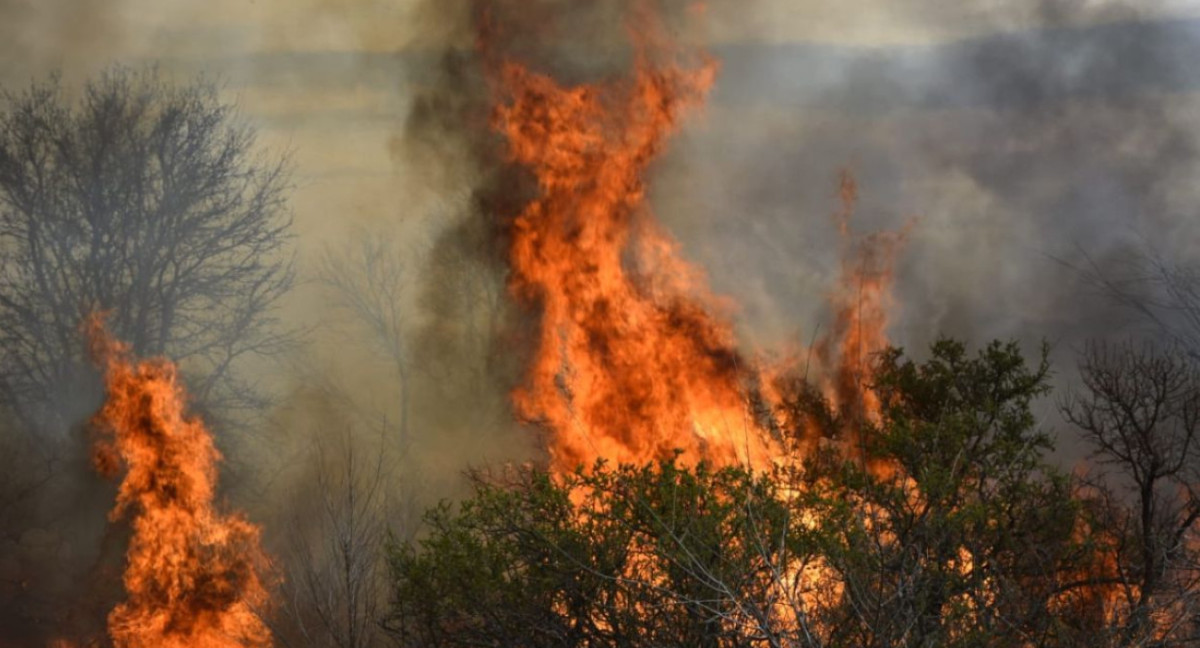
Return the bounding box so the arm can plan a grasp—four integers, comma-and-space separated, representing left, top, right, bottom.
815, 171, 910, 460
85, 314, 273, 648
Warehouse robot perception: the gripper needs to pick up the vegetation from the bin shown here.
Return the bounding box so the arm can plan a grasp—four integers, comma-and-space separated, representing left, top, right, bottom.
383, 339, 1200, 647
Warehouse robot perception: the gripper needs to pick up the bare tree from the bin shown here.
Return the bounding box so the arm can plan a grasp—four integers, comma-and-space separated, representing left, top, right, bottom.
276, 428, 393, 648
0, 66, 294, 436
318, 218, 516, 479
1062, 340, 1200, 644
1082, 247, 1200, 359
319, 234, 414, 442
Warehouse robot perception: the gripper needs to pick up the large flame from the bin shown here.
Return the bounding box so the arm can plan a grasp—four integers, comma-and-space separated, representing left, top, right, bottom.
85, 315, 273, 648
487, 6, 904, 473
490, 13, 777, 472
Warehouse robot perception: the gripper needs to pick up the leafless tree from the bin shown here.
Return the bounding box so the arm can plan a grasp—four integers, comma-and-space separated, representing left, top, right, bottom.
1082, 247, 1200, 360
1062, 340, 1200, 644
0, 66, 294, 436
276, 428, 394, 648
318, 217, 515, 470
319, 234, 414, 443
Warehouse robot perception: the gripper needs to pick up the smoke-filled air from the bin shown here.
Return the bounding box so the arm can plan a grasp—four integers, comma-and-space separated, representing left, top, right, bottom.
3, 0, 1200, 646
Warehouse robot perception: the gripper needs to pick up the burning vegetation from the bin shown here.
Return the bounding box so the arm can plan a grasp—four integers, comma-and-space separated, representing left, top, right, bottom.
2, 0, 1200, 647
384, 3, 1200, 645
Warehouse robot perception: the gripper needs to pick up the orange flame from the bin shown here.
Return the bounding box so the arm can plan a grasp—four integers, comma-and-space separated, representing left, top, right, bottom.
486, 5, 908, 474
816, 171, 909, 450
85, 315, 273, 648
490, 12, 778, 472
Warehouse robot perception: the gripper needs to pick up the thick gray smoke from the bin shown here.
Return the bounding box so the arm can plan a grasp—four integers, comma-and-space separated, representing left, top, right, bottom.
397, 0, 1200, 459
645, 1, 1200, 365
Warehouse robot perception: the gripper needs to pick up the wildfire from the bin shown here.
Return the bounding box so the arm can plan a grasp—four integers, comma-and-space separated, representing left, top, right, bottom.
84, 315, 273, 648
486, 4, 905, 473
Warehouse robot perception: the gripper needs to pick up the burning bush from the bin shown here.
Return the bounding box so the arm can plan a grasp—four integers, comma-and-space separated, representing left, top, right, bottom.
383, 338, 1137, 647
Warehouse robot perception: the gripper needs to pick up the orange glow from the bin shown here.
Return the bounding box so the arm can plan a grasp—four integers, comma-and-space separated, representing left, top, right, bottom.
85, 315, 273, 648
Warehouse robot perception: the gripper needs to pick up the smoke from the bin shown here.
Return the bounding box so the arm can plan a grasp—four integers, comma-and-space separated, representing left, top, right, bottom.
0, 0, 131, 83
642, 1, 1200, 358
392, 0, 1200, 465
894, 0, 1193, 343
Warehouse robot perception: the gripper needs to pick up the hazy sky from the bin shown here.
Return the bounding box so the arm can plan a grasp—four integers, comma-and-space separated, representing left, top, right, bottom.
5, 2, 1197, 194
11, 0, 1200, 59
5, 0, 1199, 261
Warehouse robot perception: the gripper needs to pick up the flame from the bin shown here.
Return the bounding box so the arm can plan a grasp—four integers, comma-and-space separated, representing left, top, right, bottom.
486, 4, 907, 473
490, 9, 777, 472
85, 315, 273, 648
814, 171, 909, 463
